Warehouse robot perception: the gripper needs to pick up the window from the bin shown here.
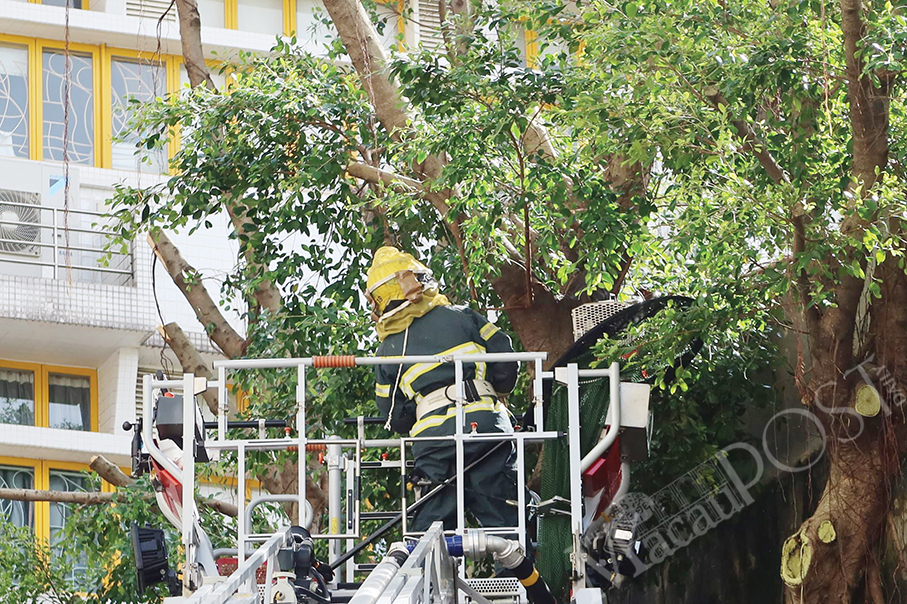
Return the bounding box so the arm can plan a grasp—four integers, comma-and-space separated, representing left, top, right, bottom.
110, 58, 166, 172
49, 469, 91, 579
42, 49, 95, 165
41, 0, 85, 8
0, 464, 34, 528
0, 44, 29, 159
0, 367, 35, 426
0, 361, 97, 431
48, 373, 92, 431
0, 37, 186, 171
197, 0, 227, 30
0, 458, 111, 544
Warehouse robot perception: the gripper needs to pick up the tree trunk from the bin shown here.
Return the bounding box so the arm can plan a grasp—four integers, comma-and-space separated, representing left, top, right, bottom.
492, 260, 579, 366
160, 322, 219, 413
782, 429, 893, 603
174, 0, 216, 90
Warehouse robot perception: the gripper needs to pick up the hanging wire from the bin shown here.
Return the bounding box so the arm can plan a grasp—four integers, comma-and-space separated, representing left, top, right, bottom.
151, 249, 176, 378
62, 0, 73, 284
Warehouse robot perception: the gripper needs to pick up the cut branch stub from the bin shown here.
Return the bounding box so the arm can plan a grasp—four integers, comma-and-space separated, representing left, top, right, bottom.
855, 383, 882, 417
89, 454, 134, 488
781, 530, 813, 587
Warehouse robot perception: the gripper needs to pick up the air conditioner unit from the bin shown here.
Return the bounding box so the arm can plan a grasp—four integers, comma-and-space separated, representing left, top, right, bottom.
0, 188, 41, 256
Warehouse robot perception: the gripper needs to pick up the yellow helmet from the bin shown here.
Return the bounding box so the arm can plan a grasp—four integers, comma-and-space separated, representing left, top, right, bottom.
365, 246, 435, 319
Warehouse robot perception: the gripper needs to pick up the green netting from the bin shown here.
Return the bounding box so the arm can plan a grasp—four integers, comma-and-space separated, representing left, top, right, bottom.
538, 348, 612, 601
533, 297, 697, 599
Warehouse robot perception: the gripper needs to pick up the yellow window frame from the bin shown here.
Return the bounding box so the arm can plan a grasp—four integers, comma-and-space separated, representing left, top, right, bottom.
103, 48, 176, 170
0, 34, 38, 161
0, 359, 98, 432
42, 363, 99, 432
225, 0, 238, 29
0, 35, 185, 169
0, 455, 42, 533
28, 0, 91, 9
33, 39, 104, 167
42, 459, 109, 541
0, 456, 109, 541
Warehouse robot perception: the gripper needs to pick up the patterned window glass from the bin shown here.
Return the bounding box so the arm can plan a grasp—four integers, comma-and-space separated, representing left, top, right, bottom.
0, 44, 29, 159
0, 465, 34, 528
0, 368, 35, 426
111, 58, 166, 172
48, 373, 91, 431
49, 470, 89, 580
42, 50, 94, 165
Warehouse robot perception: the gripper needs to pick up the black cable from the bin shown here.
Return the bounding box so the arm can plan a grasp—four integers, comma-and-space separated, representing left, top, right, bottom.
328, 438, 513, 570
151, 250, 166, 328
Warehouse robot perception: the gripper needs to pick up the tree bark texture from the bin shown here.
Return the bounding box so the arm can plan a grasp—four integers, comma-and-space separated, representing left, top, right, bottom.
148, 230, 248, 360
174, 0, 217, 90
89, 454, 134, 488
160, 322, 219, 413
0, 487, 238, 517
781, 0, 899, 601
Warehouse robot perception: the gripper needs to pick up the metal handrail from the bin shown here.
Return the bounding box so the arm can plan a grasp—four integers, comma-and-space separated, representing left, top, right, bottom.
0, 202, 134, 281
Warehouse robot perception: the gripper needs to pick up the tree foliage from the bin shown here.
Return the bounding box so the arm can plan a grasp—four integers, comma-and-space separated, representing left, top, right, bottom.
106, 0, 907, 599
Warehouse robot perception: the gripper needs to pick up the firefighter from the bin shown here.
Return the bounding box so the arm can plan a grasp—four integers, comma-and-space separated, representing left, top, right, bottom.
366, 246, 519, 532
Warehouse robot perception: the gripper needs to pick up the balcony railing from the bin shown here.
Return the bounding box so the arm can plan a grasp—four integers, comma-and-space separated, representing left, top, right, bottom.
0, 200, 134, 287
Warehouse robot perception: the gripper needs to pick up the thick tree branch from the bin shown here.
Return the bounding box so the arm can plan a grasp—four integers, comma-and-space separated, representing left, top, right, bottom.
148, 229, 248, 359
0, 487, 238, 517
346, 162, 455, 226
89, 455, 133, 488
322, 0, 452, 225
160, 322, 219, 414
165, 5, 284, 318
223, 205, 283, 315
322, 0, 411, 138
522, 120, 559, 162
704, 88, 790, 185
174, 0, 216, 90
840, 0, 891, 194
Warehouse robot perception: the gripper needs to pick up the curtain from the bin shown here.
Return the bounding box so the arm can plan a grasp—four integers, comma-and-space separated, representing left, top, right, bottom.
48, 373, 90, 431
0, 369, 35, 426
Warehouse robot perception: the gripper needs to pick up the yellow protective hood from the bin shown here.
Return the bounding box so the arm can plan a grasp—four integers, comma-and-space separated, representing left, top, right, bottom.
375, 289, 450, 341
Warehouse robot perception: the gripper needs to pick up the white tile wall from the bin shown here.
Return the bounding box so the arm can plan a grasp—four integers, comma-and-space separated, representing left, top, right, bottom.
0, 423, 133, 466
0, 0, 278, 58
0, 162, 243, 340
98, 347, 140, 433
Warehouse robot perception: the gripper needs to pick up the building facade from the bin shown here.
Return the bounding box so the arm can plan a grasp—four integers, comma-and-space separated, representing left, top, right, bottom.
0, 0, 537, 550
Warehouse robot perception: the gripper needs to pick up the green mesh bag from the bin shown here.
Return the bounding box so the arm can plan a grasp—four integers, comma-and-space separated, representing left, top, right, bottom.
533, 297, 700, 600
537, 363, 611, 601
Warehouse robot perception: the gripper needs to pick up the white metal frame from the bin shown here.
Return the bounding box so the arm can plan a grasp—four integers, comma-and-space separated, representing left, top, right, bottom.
140, 354, 626, 603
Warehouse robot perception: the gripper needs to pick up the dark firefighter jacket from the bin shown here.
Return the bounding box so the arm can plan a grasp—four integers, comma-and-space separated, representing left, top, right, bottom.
374, 305, 518, 436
